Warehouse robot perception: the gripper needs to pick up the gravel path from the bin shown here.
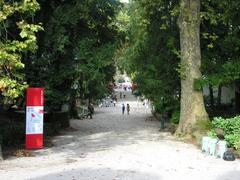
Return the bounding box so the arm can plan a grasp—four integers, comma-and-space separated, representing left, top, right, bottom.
0, 90, 240, 180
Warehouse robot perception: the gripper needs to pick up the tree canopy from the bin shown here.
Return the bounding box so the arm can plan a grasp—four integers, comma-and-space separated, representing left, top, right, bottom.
1, 0, 240, 135
0, 0, 42, 106
2, 0, 122, 113
116, 0, 180, 114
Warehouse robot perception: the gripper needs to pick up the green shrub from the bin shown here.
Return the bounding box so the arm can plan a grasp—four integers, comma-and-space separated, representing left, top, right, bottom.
225, 134, 240, 149
0, 110, 69, 149
207, 130, 217, 138
0, 120, 25, 146
212, 116, 240, 135
211, 116, 240, 149
171, 110, 180, 124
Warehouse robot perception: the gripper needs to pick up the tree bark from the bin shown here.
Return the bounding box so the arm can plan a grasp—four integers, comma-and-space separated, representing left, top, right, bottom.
217, 85, 222, 107
209, 85, 214, 108
176, 0, 209, 135
235, 80, 240, 113
0, 144, 3, 161
235, 91, 240, 113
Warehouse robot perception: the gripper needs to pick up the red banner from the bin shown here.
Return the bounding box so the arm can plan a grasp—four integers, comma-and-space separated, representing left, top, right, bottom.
25, 88, 44, 149
26, 88, 44, 106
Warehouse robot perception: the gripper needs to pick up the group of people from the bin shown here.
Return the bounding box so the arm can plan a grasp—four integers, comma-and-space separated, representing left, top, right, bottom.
87, 90, 133, 119
111, 94, 117, 107
121, 103, 130, 115
123, 85, 132, 91
98, 91, 132, 116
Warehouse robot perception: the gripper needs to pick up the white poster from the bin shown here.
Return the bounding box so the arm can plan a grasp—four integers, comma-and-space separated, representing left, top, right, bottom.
26, 106, 44, 134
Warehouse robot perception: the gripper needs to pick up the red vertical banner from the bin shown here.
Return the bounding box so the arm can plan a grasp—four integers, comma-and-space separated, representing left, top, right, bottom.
26, 88, 44, 149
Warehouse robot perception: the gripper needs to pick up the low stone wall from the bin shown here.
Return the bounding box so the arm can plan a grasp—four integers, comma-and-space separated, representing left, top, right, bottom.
0, 110, 70, 147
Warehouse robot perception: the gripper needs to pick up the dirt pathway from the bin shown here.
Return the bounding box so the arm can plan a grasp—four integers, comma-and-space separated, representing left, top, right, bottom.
0, 90, 239, 180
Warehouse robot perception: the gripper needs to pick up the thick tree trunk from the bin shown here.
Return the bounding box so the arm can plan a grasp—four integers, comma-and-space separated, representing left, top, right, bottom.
235, 81, 240, 113
176, 0, 209, 135
209, 85, 214, 108
0, 144, 3, 161
235, 91, 240, 113
217, 85, 222, 106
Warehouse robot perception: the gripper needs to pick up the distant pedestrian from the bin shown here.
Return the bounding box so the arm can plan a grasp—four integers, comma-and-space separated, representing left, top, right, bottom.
121, 103, 125, 115
120, 92, 122, 99
127, 104, 130, 115
123, 94, 126, 99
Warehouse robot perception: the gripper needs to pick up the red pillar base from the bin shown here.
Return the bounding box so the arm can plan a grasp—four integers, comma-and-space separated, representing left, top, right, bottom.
25, 134, 43, 149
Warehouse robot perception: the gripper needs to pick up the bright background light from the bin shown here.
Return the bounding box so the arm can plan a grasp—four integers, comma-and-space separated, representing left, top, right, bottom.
120, 0, 129, 3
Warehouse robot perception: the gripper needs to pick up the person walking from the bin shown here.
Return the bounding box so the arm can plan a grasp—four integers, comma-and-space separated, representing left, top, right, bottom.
121, 103, 125, 115
127, 104, 130, 115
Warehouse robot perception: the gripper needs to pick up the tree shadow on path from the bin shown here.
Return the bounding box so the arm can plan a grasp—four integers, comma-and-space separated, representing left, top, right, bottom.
32, 104, 165, 160
31, 167, 161, 180
215, 170, 240, 180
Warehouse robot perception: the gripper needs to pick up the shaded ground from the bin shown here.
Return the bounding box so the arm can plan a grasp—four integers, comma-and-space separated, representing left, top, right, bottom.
0, 90, 239, 180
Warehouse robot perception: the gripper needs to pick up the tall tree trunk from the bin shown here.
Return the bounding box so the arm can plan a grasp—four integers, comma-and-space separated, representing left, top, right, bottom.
176, 0, 209, 135
209, 85, 214, 108
235, 91, 240, 113
69, 90, 77, 118
235, 80, 240, 113
0, 144, 3, 161
217, 85, 222, 106
79, 73, 84, 101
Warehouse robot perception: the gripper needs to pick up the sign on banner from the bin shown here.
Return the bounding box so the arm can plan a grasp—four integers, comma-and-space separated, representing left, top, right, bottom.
25, 88, 44, 149
26, 106, 44, 134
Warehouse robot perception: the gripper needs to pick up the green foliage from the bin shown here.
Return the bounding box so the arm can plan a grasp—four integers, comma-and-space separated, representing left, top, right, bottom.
207, 130, 217, 138
0, 0, 42, 106
171, 110, 180, 124
0, 78, 28, 105
117, 0, 180, 114
194, 61, 240, 90
212, 116, 240, 135
198, 0, 240, 91
0, 111, 69, 147
225, 134, 240, 149
212, 116, 240, 149
25, 0, 121, 112
0, 120, 25, 146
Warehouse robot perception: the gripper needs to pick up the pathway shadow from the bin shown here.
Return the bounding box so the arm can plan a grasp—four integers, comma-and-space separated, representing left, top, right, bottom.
31, 111, 165, 158
215, 170, 240, 180
31, 167, 161, 180
9, 91, 169, 161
